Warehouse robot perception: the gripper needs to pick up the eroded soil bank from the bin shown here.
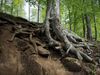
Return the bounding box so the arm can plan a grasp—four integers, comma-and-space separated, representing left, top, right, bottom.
0, 13, 100, 75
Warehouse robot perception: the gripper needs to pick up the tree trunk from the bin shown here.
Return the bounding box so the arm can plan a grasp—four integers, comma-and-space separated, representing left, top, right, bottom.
29, 0, 30, 21
37, 3, 40, 22
44, 0, 60, 46
55, 0, 60, 18
84, 14, 92, 41
93, 14, 97, 40
49, 0, 74, 58
44, 0, 93, 62
98, 0, 100, 7
82, 14, 86, 38
73, 11, 77, 32
4, 0, 7, 13
11, 1, 14, 15
91, 0, 97, 40
17, 0, 19, 17
0, 0, 3, 12
17, 8, 19, 16
68, 8, 72, 31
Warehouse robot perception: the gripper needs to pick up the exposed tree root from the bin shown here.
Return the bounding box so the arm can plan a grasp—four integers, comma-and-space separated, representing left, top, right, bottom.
63, 29, 83, 44
29, 33, 38, 54
43, 0, 94, 63
8, 25, 38, 54
44, 14, 94, 63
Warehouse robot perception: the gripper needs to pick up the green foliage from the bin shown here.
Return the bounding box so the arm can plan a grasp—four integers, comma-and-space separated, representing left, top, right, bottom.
60, 0, 100, 40
0, 0, 100, 40
0, 0, 25, 16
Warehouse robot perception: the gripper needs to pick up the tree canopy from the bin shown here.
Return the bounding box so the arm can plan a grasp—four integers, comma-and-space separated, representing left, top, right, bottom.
0, 0, 100, 40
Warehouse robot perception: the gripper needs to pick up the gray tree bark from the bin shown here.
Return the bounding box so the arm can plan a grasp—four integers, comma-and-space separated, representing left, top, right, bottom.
82, 14, 86, 38
85, 14, 92, 41
91, 0, 97, 40
0, 0, 3, 12
37, 2, 40, 22
29, 0, 31, 21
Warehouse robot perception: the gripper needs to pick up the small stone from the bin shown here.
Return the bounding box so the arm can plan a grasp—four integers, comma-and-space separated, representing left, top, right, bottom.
38, 46, 50, 57
61, 57, 81, 72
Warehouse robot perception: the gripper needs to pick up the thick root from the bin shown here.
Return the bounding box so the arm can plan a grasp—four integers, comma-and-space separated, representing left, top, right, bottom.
29, 33, 38, 54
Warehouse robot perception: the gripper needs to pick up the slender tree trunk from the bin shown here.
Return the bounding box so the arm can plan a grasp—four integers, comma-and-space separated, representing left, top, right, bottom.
73, 11, 77, 32
29, 0, 30, 21
82, 0, 86, 38
0, 0, 3, 12
93, 14, 97, 40
98, 0, 100, 7
4, 0, 7, 13
16, 0, 19, 16
17, 8, 19, 16
37, 3, 40, 22
91, 0, 97, 40
11, 1, 14, 15
68, 8, 72, 31
82, 14, 86, 38
85, 14, 92, 41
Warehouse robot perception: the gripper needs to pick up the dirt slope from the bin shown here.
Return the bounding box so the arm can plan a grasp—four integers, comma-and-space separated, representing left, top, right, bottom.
0, 24, 70, 75
0, 13, 100, 75
0, 24, 73, 75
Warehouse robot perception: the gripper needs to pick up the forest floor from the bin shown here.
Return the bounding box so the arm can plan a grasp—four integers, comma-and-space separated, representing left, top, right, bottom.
0, 12, 100, 75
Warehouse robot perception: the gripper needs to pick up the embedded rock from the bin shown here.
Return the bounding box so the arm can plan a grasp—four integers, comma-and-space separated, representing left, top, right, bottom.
61, 57, 81, 72
38, 46, 50, 57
